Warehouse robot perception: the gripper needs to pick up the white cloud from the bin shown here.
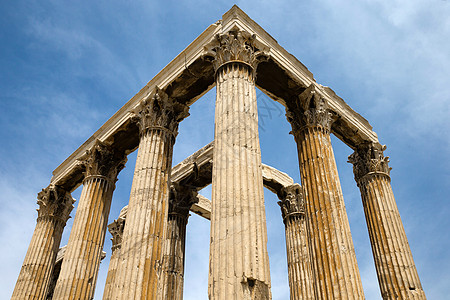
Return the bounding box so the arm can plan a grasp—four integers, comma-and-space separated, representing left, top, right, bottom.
2, 1, 448, 299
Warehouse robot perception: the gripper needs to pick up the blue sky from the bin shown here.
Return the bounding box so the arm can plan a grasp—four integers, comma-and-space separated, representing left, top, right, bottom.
1, 1, 449, 299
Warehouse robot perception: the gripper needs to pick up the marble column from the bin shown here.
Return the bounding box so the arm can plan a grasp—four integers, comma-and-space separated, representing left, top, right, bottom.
204, 29, 271, 299
11, 186, 74, 300
159, 183, 198, 300
52, 140, 127, 300
112, 88, 189, 299
103, 206, 127, 300
285, 84, 365, 299
46, 246, 67, 300
349, 143, 426, 299
277, 184, 314, 300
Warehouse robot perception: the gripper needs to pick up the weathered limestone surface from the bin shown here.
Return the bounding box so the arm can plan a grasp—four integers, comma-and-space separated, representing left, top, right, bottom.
189, 194, 211, 220
12, 186, 74, 300
349, 143, 426, 299
46, 246, 106, 300
204, 29, 271, 299
15, 7, 427, 300
286, 85, 365, 299
111, 88, 189, 299
159, 183, 198, 300
52, 141, 126, 300
103, 206, 127, 300
46, 246, 67, 300
277, 184, 314, 300
169, 140, 294, 221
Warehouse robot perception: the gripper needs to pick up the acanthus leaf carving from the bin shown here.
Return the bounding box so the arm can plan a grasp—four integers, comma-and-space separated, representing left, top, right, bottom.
108, 220, 125, 252
169, 181, 199, 218
77, 139, 127, 182
132, 87, 189, 138
286, 84, 337, 134
37, 185, 75, 224
348, 142, 392, 182
108, 205, 128, 252
203, 28, 269, 73
277, 183, 305, 221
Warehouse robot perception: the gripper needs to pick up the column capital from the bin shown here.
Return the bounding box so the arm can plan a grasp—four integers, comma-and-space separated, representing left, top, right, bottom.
277, 183, 305, 222
132, 87, 189, 138
348, 142, 392, 182
169, 182, 198, 218
37, 185, 74, 225
286, 84, 337, 134
78, 140, 127, 183
108, 215, 126, 253
203, 28, 269, 74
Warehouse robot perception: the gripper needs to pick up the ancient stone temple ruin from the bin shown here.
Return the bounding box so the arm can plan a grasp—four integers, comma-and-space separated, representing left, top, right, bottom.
12, 6, 426, 300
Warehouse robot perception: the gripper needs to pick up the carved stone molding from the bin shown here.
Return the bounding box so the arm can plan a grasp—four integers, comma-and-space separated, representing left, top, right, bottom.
169, 182, 199, 218
286, 84, 337, 134
109, 206, 127, 252
277, 183, 305, 221
348, 142, 392, 183
77, 140, 127, 183
132, 87, 189, 138
203, 28, 268, 74
108, 218, 125, 253
37, 185, 74, 225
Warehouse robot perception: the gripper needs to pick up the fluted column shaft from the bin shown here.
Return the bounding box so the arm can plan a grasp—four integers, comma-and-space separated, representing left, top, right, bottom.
112, 88, 188, 299
286, 85, 364, 299
205, 29, 271, 300
349, 144, 426, 299
278, 184, 314, 300
11, 186, 73, 300
159, 184, 197, 300
113, 124, 172, 299
52, 141, 126, 300
160, 213, 188, 299
103, 215, 125, 300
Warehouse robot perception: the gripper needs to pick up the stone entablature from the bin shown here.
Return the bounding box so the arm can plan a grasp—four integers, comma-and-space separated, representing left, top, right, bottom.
168, 141, 297, 220
50, 6, 378, 192
14, 6, 425, 300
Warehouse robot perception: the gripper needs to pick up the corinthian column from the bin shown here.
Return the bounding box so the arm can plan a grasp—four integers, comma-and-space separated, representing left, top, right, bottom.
285, 84, 364, 299
349, 143, 426, 299
52, 140, 126, 300
277, 184, 314, 300
103, 206, 127, 300
112, 88, 189, 299
159, 183, 198, 300
11, 186, 74, 300
204, 29, 271, 299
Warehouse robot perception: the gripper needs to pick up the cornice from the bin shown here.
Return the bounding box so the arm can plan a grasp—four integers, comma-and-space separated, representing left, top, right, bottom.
50, 6, 378, 191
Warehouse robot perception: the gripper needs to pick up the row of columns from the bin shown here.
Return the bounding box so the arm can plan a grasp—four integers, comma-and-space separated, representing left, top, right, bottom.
285, 84, 426, 299
349, 143, 426, 299
286, 86, 365, 299
11, 186, 74, 299
109, 88, 189, 299
12, 27, 425, 300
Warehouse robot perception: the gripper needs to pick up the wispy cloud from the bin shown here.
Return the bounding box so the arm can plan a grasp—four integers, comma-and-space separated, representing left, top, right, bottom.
1, 1, 448, 299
